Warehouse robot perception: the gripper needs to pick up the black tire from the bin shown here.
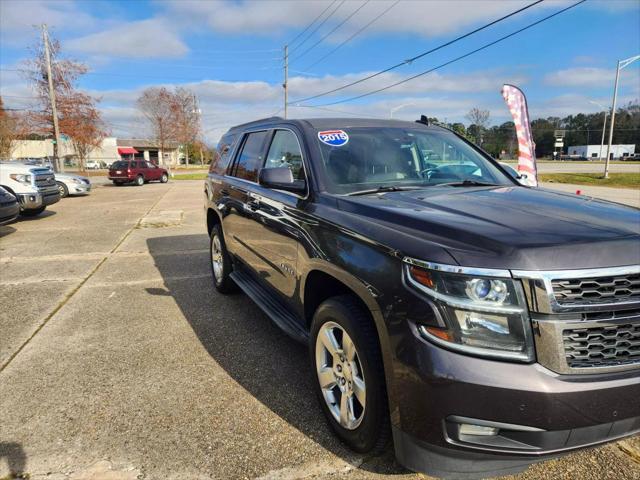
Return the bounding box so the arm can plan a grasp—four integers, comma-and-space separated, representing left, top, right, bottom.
160, 173, 168, 183
57, 181, 69, 198
20, 206, 46, 217
310, 295, 390, 454
113, 181, 123, 186
209, 223, 237, 294
135, 175, 144, 186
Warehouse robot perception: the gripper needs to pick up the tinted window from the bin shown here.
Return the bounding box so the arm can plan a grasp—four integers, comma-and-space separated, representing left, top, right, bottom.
130, 161, 139, 168
264, 130, 305, 181
111, 161, 128, 169
210, 133, 236, 174
146, 162, 156, 168
232, 131, 268, 182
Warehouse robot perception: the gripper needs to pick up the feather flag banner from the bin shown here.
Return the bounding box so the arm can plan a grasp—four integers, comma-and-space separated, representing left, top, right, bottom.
501, 84, 538, 187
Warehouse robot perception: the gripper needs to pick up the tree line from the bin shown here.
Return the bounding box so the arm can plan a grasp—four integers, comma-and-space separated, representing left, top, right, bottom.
447, 104, 640, 159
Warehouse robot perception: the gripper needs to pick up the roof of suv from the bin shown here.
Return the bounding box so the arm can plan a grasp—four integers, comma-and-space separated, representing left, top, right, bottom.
227, 116, 441, 132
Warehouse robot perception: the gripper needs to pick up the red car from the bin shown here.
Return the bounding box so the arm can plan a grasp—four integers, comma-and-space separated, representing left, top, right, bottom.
108, 160, 169, 186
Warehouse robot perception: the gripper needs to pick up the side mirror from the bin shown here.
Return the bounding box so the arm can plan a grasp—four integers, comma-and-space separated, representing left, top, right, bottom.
258, 167, 306, 194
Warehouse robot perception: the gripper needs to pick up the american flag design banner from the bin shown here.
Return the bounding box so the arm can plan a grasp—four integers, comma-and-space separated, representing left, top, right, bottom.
501, 84, 538, 187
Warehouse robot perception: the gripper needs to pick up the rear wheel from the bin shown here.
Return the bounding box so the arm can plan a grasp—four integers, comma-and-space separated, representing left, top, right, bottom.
310, 295, 390, 454
135, 175, 144, 186
209, 223, 237, 293
20, 206, 46, 217
57, 181, 69, 198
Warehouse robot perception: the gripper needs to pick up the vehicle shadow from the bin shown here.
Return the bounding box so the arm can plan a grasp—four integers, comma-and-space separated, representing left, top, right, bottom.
0, 442, 27, 478
147, 234, 406, 475
0, 225, 17, 237
15, 210, 56, 222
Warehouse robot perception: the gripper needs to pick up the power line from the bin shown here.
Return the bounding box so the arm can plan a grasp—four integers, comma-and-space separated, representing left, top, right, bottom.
289, 0, 370, 63
289, 1, 346, 55
290, 0, 544, 104
303, 0, 401, 71
288, 0, 338, 47
300, 0, 586, 107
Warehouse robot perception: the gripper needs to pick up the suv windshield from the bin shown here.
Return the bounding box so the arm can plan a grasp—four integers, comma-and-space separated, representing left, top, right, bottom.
315, 127, 513, 194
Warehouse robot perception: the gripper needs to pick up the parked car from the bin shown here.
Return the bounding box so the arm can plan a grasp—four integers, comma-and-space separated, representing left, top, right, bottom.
86, 160, 102, 170
108, 160, 169, 186
54, 172, 91, 198
0, 186, 20, 225
204, 117, 640, 479
0, 162, 60, 216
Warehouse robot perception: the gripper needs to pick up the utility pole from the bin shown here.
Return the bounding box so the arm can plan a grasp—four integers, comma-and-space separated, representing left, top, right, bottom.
283, 44, 288, 119
604, 54, 640, 178
42, 24, 63, 172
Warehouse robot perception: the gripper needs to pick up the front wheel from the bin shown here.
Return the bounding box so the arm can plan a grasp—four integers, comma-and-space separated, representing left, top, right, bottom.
310, 295, 390, 454
135, 175, 144, 186
20, 206, 46, 217
160, 173, 168, 183
209, 224, 237, 294
57, 181, 69, 198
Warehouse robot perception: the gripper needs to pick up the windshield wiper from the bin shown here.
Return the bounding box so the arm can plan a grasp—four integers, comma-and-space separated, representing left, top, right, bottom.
347, 185, 422, 196
439, 180, 500, 187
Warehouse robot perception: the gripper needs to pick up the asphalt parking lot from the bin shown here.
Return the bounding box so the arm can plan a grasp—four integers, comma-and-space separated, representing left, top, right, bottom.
1, 181, 639, 480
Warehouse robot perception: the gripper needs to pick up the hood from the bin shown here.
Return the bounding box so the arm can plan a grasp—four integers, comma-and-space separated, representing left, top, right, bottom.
337, 186, 640, 270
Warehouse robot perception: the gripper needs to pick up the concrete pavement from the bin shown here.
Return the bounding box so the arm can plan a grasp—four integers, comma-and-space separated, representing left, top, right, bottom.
1, 181, 638, 479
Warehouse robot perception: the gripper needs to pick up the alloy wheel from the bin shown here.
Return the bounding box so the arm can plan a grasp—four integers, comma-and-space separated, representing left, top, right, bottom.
315, 321, 366, 430
211, 234, 224, 282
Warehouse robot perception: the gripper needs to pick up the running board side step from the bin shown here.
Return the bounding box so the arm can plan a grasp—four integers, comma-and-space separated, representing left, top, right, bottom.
230, 269, 309, 343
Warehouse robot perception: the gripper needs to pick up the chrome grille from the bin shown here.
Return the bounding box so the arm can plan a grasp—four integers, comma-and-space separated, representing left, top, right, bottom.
563, 321, 640, 369
35, 174, 55, 188
552, 273, 640, 306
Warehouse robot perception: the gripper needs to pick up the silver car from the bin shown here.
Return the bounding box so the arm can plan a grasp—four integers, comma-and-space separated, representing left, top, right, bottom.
55, 173, 92, 198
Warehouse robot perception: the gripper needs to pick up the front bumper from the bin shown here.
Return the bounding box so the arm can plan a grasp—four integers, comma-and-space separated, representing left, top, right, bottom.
0, 200, 20, 225
390, 321, 640, 478
17, 187, 60, 210
68, 182, 91, 195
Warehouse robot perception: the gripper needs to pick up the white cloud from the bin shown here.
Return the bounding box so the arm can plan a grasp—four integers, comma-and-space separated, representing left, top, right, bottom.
66, 19, 188, 59
161, 0, 559, 38
0, 0, 97, 46
544, 67, 640, 88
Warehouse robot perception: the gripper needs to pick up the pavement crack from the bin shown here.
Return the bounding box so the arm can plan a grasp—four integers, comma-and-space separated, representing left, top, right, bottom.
617, 440, 640, 465
0, 185, 176, 374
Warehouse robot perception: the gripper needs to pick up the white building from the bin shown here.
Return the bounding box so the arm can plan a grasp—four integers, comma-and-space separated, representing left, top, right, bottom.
567, 144, 636, 160
11, 137, 181, 167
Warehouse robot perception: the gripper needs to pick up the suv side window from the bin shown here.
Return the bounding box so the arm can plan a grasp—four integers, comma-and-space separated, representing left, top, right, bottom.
210, 133, 236, 174
232, 131, 268, 182
264, 130, 305, 181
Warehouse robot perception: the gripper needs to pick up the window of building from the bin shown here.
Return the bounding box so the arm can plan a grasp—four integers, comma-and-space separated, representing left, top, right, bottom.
232, 131, 268, 182
591, 152, 598, 157
264, 130, 305, 181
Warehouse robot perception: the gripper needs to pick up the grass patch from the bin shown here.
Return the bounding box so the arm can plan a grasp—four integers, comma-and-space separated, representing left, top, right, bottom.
539, 173, 640, 188
172, 173, 207, 180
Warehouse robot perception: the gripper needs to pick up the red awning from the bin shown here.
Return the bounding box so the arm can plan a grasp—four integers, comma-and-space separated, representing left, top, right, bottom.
117, 147, 138, 155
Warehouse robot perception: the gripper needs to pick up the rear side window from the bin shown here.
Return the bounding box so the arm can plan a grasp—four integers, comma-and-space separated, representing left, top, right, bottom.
111, 161, 128, 169
231, 131, 268, 182
210, 133, 236, 174
264, 130, 305, 181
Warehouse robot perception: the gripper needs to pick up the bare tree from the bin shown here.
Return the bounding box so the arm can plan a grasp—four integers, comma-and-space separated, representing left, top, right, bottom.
23, 34, 105, 168
172, 88, 200, 165
137, 87, 179, 167
0, 97, 28, 158
466, 107, 491, 145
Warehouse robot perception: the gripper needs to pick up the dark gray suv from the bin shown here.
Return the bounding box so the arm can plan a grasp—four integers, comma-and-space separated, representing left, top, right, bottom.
204, 116, 640, 478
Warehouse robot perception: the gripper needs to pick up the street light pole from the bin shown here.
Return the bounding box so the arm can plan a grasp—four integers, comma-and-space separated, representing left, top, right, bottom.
604, 54, 640, 178
42, 24, 63, 173
589, 100, 608, 161
390, 103, 415, 118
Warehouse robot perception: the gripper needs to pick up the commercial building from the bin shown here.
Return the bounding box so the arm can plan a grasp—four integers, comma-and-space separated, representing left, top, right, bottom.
567, 144, 636, 160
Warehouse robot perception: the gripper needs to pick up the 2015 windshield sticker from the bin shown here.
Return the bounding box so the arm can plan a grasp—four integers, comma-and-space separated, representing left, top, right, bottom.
318, 130, 349, 147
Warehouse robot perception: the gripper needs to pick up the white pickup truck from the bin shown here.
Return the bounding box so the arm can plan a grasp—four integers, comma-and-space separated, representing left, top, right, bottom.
0, 162, 60, 216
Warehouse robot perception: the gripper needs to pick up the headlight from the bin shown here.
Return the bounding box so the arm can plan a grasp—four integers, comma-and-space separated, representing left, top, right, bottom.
9, 174, 32, 184
404, 260, 534, 362
71, 178, 83, 184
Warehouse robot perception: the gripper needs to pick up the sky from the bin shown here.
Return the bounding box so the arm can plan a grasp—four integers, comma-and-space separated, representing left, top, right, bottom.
1, 0, 639, 144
